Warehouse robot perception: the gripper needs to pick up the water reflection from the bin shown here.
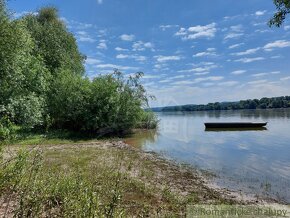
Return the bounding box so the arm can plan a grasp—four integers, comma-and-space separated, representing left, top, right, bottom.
124, 129, 158, 148
124, 108, 290, 203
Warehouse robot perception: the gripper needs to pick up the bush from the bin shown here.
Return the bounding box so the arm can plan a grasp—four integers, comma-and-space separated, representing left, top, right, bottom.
7, 94, 45, 129
47, 70, 155, 135
0, 116, 15, 140
136, 110, 159, 129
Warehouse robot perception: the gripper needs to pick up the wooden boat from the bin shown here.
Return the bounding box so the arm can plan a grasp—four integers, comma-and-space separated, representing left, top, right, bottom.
205, 127, 267, 132
204, 122, 267, 128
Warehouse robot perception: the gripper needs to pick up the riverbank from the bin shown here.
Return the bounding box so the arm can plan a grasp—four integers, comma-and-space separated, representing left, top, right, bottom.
0, 139, 282, 217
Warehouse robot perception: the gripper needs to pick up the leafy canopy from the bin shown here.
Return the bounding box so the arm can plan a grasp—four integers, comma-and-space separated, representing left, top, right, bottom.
269, 0, 290, 27
0, 2, 157, 138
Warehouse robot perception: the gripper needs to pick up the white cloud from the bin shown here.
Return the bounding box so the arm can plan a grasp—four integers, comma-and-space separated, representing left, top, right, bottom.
154, 55, 181, 62
252, 73, 268, 77
231, 70, 246, 75
86, 57, 101, 65
159, 25, 179, 31
248, 79, 267, 85
159, 79, 172, 83
142, 75, 161, 79
231, 47, 260, 56
230, 25, 243, 32
175, 27, 187, 36
252, 71, 280, 77
193, 76, 224, 83
255, 10, 267, 16
175, 23, 217, 40
193, 48, 217, 57
97, 40, 107, 50
271, 55, 283, 59
115, 47, 128, 51
178, 62, 217, 74
280, 76, 290, 81
120, 34, 135, 41
76, 31, 96, 43
224, 24, 245, 40
116, 54, 147, 62
78, 36, 95, 42
271, 71, 281, 74
116, 54, 128, 59
171, 80, 196, 85
234, 57, 265, 63
172, 75, 186, 79
263, 40, 290, 51
194, 72, 210, 76
224, 33, 244, 40
187, 23, 217, 39
178, 64, 217, 73
71, 20, 94, 29
218, 81, 239, 86
96, 64, 138, 71
170, 76, 223, 85
132, 41, 154, 51
228, 43, 244, 49
284, 25, 290, 31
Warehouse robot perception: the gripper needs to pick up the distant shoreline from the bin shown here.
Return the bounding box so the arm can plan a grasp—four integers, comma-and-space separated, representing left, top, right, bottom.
150, 96, 290, 112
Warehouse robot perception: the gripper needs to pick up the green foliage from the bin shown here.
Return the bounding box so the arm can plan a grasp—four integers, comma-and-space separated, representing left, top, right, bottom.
158, 96, 290, 112
0, 2, 157, 138
47, 70, 154, 134
23, 7, 85, 75
47, 69, 91, 130
0, 9, 49, 131
0, 0, 7, 19
136, 110, 159, 129
0, 116, 15, 140
7, 94, 45, 129
269, 0, 290, 27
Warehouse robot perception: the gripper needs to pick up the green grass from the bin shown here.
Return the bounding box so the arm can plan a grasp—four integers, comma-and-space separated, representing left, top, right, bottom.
5, 128, 114, 146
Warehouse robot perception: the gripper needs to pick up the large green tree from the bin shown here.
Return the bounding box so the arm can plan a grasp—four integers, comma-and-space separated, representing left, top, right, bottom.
23, 7, 85, 75
0, 2, 49, 128
269, 0, 290, 27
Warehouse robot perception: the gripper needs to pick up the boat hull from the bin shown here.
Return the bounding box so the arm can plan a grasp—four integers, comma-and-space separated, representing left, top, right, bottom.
204, 122, 267, 128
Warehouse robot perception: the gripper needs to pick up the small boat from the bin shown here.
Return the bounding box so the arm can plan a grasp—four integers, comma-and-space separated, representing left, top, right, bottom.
204, 122, 267, 128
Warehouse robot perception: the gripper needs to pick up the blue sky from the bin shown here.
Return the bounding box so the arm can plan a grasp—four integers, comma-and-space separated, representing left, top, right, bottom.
8, 0, 290, 107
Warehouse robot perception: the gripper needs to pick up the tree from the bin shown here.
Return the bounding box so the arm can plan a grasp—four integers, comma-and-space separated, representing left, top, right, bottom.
269, 0, 290, 27
23, 7, 85, 75
0, 8, 49, 128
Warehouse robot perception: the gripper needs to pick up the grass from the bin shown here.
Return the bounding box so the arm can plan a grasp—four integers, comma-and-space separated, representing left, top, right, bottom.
6, 128, 114, 146
0, 130, 240, 217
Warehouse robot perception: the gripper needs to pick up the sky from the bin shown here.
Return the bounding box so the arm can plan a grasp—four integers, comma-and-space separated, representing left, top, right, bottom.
8, 0, 290, 107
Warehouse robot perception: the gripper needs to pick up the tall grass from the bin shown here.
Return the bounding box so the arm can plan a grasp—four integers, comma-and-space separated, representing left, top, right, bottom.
0, 148, 126, 217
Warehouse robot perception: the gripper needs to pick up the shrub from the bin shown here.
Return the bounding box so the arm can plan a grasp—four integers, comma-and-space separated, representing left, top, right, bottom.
136, 110, 159, 129
7, 94, 45, 129
0, 116, 15, 140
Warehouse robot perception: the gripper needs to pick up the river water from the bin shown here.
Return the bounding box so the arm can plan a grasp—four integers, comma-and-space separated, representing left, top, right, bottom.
124, 109, 290, 203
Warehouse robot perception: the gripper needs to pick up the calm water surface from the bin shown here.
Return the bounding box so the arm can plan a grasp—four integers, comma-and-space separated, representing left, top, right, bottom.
125, 109, 290, 203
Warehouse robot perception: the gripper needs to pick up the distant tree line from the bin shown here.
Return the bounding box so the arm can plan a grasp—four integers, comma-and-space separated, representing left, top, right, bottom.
0, 2, 157, 140
156, 96, 290, 112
